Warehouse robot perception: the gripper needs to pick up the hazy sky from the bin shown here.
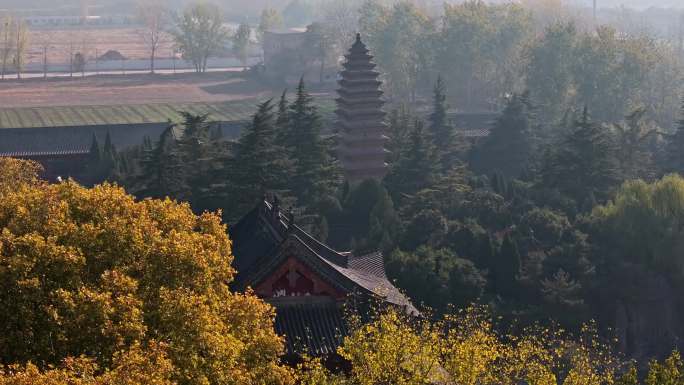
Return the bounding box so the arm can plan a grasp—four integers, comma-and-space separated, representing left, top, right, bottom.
570, 0, 684, 9
2, 0, 684, 14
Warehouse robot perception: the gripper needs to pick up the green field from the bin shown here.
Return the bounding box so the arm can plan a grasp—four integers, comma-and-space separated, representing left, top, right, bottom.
0, 99, 336, 129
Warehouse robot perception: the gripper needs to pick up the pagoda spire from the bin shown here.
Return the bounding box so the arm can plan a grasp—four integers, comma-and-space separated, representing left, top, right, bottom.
335, 33, 388, 184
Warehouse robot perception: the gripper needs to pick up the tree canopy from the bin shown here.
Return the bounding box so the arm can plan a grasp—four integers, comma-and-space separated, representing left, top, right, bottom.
0, 158, 293, 385
172, 3, 229, 73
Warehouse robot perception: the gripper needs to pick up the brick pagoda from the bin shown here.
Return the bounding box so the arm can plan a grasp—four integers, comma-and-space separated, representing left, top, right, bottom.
335, 34, 388, 183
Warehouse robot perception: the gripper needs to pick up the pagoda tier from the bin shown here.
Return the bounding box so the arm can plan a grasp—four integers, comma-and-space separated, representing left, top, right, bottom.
336, 33, 388, 184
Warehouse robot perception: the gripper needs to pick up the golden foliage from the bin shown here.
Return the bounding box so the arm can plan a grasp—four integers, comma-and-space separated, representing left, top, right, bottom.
301, 305, 626, 385
0, 159, 292, 385
645, 350, 684, 385
337, 310, 442, 385
0, 157, 43, 194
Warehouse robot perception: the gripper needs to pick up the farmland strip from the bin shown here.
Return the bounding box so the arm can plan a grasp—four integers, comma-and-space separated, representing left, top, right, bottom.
0, 111, 9, 129
89, 106, 115, 125
111, 106, 134, 124
120, 105, 150, 123
28, 107, 50, 127
51, 107, 73, 127
154, 104, 182, 122
78, 107, 104, 125
4, 109, 21, 128
143, 104, 169, 122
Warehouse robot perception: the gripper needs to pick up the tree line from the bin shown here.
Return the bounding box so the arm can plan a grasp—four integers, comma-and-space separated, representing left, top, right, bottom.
82, 71, 684, 363
0, 16, 29, 79
351, 0, 681, 128
2, 157, 684, 384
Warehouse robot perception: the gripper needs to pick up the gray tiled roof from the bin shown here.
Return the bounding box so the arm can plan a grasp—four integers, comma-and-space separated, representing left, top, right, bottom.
270, 297, 347, 355
0, 149, 91, 157
230, 200, 415, 310
229, 199, 418, 356
0, 123, 171, 155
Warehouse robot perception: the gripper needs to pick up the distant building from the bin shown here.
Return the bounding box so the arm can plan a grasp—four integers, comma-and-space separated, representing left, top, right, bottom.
0, 123, 171, 181
230, 197, 416, 360
262, 28, 308, 65
0, 121, 236, 182
262, 26, 338, 84
335, 34, 388, 184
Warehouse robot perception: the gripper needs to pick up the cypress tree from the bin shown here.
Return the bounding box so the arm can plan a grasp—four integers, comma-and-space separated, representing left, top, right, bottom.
666, 101, 684, 174
136, 135, 154, 183
84, 131, 119, 183
470, 93, 534, 179
428, 76, 456, 168
177, 112, 211, 162
283, 78, 337, 207
175, 112, 214, 203
385, 119, 439, 199
387, 104, 412, 164
232, 99, 293, 213
493, 234, 521, 296
275, 89, 289, 137
103, 132, 119, 175
88, 134, 101, 164
477, 233, 496, 271
103, 131, 116, 157
147, 125, 185, 199
83, 134, 104, 185
541, 107, 620, 207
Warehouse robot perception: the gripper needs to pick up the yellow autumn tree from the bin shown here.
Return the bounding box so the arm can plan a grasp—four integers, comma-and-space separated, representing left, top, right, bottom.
440, 305, 507, 385
337, 309, 442, 385
0, 158, 293, 385
645, 350, 684, 385
300, 304, 627, 385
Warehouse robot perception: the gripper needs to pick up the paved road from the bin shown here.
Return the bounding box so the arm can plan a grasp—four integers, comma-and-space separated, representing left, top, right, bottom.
3, 66, 249, 80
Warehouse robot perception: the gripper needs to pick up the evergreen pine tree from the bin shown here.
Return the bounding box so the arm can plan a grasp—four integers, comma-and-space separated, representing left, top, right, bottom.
477, 234, 496, 271
613, 108, 656, 181
275, 89, 289, 137
470, 93, 534, 179
103, 131, 115, 156
149, 125, 185, 199
83, 134, 104, 185
88, 134, 101, 164
493, 234, 521, 296
666, 101, 684, 174
84, 131, 119, 183
428, 76, 457, 168
387, 104, 412, 164
231, 99, 293, 214
175, 112, 213, 202
102, 132, 119, 175
541, 107, 620, 207
177, 112, 211, 162
283, 78, 338, 207
385, 119, 439, 199
136, 135, 155, 182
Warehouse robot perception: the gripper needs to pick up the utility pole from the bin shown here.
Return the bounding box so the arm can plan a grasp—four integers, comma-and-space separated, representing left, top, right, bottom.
43, 46, 47, 79
677, 12, 684, 63
593, 0, 597, 24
